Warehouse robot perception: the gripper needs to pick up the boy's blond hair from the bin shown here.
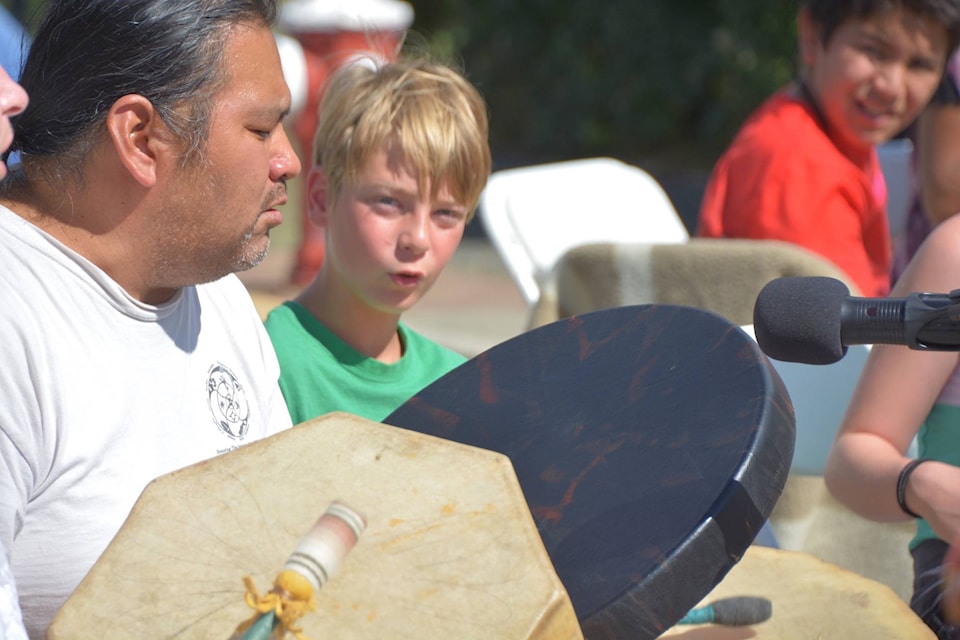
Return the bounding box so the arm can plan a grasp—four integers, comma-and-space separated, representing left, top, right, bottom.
313, 56, 491, 222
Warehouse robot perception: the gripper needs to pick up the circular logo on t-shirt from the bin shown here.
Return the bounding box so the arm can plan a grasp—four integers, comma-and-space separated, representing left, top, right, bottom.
207, 363, 250, 440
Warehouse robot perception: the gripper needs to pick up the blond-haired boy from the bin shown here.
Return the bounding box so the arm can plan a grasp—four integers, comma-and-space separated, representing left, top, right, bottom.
266, 57, 491, 424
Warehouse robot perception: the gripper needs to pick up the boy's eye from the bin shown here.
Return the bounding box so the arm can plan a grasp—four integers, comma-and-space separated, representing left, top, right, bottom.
435, 209, 467, 226
908, 57, 940, 73
859, 43, 885, 60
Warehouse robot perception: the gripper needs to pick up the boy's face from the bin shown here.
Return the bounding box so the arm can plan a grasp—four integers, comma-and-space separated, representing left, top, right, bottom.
309, 142, 468, 315
799, 6, 950, 152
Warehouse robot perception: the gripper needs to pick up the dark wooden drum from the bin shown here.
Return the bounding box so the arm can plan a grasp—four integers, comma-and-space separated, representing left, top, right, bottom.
385, 304, 795, 639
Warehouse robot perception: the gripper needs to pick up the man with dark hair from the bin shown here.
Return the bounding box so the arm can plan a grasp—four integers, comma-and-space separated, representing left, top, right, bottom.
0, 1, 301, 635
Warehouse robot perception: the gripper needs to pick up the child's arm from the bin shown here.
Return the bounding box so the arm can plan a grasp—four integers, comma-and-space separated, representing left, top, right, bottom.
825, 214, 960, 541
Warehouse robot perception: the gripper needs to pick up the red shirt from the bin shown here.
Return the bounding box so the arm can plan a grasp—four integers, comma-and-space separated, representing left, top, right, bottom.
697, 90, 891, 296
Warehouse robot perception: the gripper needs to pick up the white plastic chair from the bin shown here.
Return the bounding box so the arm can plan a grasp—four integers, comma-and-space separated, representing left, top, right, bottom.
478, 157, 689, 309
758, 339, 875, 475
274, 33, 308, 120
740, 327, 917, 473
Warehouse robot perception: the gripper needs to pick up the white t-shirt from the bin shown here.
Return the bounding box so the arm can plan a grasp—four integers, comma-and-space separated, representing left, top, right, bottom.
0, 205, 293, 637
0, 542, 26, 640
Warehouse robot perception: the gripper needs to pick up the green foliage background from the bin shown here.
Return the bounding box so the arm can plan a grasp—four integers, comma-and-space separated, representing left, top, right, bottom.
3, 0, 799, 175
407, 0, 799, 171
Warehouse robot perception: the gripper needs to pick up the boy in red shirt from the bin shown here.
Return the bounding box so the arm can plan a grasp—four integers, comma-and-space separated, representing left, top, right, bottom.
697, 0, 960, 297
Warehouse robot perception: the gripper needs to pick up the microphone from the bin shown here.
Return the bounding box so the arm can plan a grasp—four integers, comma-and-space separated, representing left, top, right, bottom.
677, 596, 772, 626
753, 276, 960, 364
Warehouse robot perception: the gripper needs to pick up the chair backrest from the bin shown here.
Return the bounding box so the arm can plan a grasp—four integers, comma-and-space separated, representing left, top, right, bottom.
478, 157, 689, 308
528, 238, 860, 329
739, 325, 877, 475
877, 138, 915, 248
739, 326, 917, 474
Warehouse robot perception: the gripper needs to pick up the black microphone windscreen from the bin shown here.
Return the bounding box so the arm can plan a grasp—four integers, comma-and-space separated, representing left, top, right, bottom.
754, 276, 849, 364
710, 596, 773, 626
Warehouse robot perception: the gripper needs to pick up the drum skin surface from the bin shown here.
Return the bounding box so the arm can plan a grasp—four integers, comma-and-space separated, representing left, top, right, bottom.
660, 546, 935, 639
48, 414, 583, 640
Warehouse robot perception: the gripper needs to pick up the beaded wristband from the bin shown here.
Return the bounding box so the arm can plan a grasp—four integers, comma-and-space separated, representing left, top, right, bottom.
896, 458, 931, 519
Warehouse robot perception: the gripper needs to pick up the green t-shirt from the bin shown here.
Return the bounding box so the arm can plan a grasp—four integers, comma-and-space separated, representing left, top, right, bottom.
265, 301, 467, 425
911, 403, 960, 549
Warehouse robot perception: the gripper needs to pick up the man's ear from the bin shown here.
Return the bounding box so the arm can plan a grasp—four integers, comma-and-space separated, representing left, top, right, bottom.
797, 7, 822, 70
104, 94, 174, 188
307, 165, 331, 227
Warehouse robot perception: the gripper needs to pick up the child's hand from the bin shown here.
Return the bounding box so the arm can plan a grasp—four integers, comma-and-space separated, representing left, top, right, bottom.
910, 461, 960, 546
942, 532, 960, 623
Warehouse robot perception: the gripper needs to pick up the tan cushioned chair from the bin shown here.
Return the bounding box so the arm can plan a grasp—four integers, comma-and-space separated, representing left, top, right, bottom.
529, 238, 861, 329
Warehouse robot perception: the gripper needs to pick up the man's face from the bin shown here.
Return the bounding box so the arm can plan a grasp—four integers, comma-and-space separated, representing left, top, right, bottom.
155, 22, 301, 286
0, 66, 27, 179
801, 7, 950, 152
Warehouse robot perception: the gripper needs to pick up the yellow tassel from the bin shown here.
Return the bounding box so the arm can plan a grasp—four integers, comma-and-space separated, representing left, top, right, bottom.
233, 500, 365, 640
